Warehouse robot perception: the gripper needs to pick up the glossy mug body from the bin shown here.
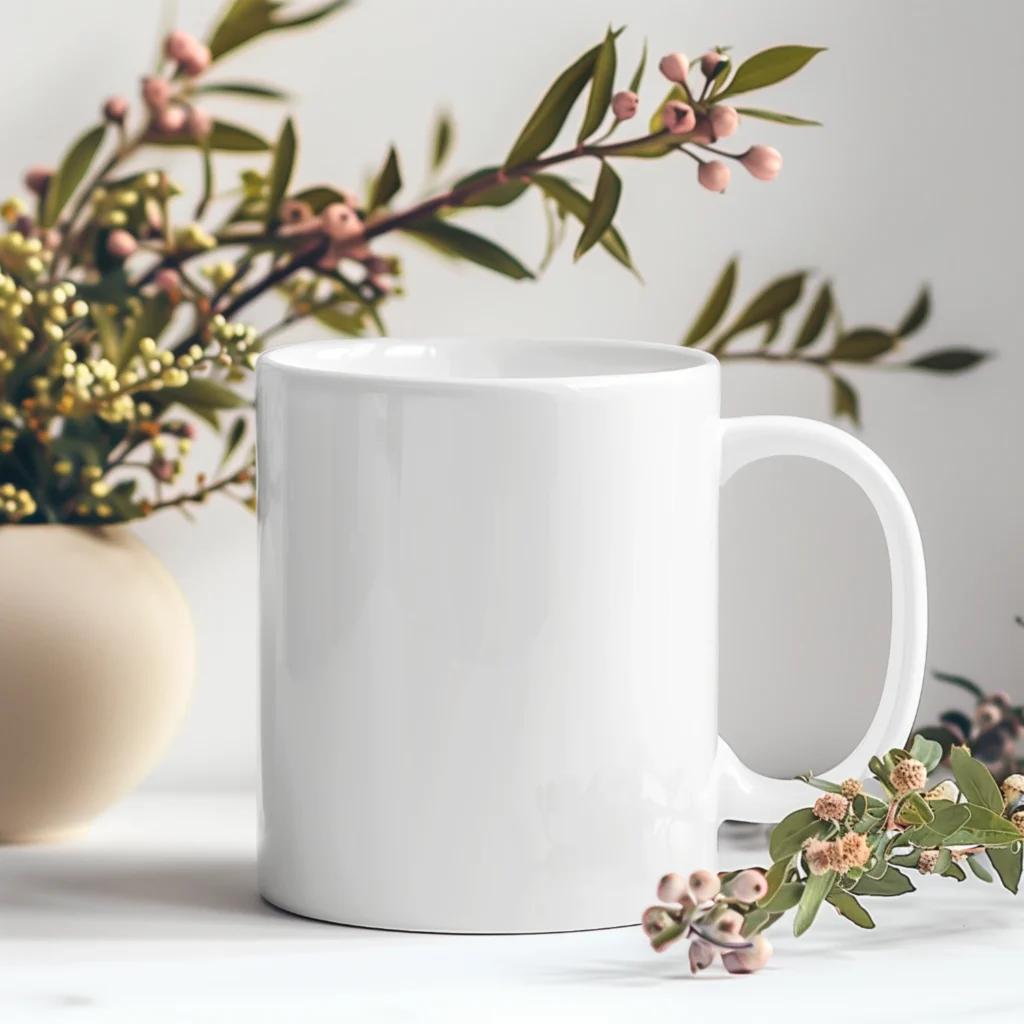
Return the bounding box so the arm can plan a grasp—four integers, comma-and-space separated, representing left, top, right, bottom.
256, 338, 926, 933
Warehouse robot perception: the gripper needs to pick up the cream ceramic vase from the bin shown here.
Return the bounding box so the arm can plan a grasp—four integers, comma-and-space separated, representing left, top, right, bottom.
0, 525, 194, 843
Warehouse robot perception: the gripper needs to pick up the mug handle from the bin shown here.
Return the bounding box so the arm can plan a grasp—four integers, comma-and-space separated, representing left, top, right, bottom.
714, 416, 927, 824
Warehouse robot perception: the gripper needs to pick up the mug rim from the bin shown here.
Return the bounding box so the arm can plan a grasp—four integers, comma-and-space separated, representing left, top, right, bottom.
257, 337, 719, 389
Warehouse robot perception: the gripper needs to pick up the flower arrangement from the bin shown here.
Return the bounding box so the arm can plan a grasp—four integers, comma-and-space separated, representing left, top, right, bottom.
644, 735, 1024, 974
0, 1, 982, 525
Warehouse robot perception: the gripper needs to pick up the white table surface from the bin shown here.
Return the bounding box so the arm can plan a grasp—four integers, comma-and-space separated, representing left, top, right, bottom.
0, 793, 1018, 1022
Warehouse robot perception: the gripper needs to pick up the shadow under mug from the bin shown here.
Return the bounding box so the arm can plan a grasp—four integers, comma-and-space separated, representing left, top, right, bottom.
255, 337, 926, 933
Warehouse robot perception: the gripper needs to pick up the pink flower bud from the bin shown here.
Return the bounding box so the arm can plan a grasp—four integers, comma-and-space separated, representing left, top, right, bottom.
656, 872, 688, 903
708, 105, 738, 139
641, 905, 675, 938
43, 228, 62, 251
688, 869, 720, 901
610, 90, 639, 121
739, 145, 783, 181
662, 100, 695, 135
152, 457, 175, 482
24, 167, 53, 197
178, 43, 212, 77
154, 106, 187, 135
722, 934, 772, 975
164, 29, 199, 63
182, 422, 197, 440
726, 869, 768, 904
697, 160, 730, 193
188, 106, 213, 141
103, 96, 129, 124
154, 267, 182, 300
658, 52, 689, 84
320, 202, 362, 242
714, 909, 744, 936
141, 77, 171, 112
106, 229, 137, 259
689, 117, 714, 145
688, 938, 716, 974
700, 51, 728, 78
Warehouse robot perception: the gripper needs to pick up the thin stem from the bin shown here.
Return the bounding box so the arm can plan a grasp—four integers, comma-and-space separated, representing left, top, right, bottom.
697, 143, 742, 161
678, 146, 704, 165
146, 470, 246, 513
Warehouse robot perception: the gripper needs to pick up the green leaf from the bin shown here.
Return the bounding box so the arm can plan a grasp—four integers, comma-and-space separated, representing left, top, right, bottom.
218, 416, 248, 472
889, 849, 922, 869
910, 348, 987, 372
531, 173, 632, 271
761, 858, 791, 905
505, 30, 623, 167
934, 848, 953, 875
761, 881, 803, 912
266, 117, 297, 227
966, 855, 994, 883
401, 218, 534, 280
987, 843, 1023, 894
791, 283, 832, 351
733, 107, 822, 126
769, 807, 826, 861
431, 111, 454, 171
166, 377, 250, 428
454, 168, 531, 208
741, 908, 771, 938
574, 161, 621, 261
146, 120, 270, 152
42, 124, 106, 227
683, 259, 736, 347
831, 328, 894, 361
831, 374, 860, 426
711, 272, 805, 353
903, 803, 971, 847
208, 0, 351, 62
292, 185, 349, 213
955, 803, 1022, 846
90, 303, 121, 365
932, 670, 985, 699
909, 734, 944, 772
311, 303, 366, 336
607, 136, 677, 159
852, 866, 915, 897
897, 791, 934, 826
578, 28, 617, 142
192, 81, 290, 101
793, 870, 834, 937
941, 861, 967, 881
826, 889, 875, 929
718, 45, 827, 99
950, 747, 1003, 813
896, 287, 930, 338
628, 39, 647, 94
368, 146, 402, 212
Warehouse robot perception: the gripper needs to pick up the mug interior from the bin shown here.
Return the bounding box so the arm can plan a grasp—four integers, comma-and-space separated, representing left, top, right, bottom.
260, 337, 714, 383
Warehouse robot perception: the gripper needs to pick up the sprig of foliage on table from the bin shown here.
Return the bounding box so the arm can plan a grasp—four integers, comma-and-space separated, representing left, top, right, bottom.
683, 261, 988, 425
917, 627, 1024, 783
643, 734, 1024, 975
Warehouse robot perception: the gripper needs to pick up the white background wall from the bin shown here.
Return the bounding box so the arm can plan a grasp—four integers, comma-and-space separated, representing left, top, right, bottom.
6, 1, 1020, 789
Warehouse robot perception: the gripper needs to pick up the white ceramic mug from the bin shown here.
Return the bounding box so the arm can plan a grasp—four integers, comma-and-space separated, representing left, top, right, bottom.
256, 337, 926, 934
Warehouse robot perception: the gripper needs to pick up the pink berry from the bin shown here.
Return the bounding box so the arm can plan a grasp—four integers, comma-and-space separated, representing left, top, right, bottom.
178, 43, 211, 77
658, 52, 689, 84
708, 105, 739, 139
103, 96, 129, 124
662, 100, 696, 135
610, 90, 639, 121
24, 166, 53, 197
154, 106, 187, 134
722, 934, 773, 975
688, 869, 721, 900
701, 51, 728, 78
697, 160, 730, 193
688, 938, 716, 974
106, 229, 137, 259
188, 106, 213, 140
154, 268, 181, 298
164, 30, 198, 62
141, 77, 171, 112
727, 869, 769, 903
740, 145, 783, 181
320, 202, 362, 242
689, 117, 714, 144
656, 872, 688, 903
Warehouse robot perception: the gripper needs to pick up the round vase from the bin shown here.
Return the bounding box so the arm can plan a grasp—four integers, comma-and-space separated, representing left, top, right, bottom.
0, 524, 194, 843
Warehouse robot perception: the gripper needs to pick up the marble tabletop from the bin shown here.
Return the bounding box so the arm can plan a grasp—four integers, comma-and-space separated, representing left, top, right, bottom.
0, 793, 1017, 1022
